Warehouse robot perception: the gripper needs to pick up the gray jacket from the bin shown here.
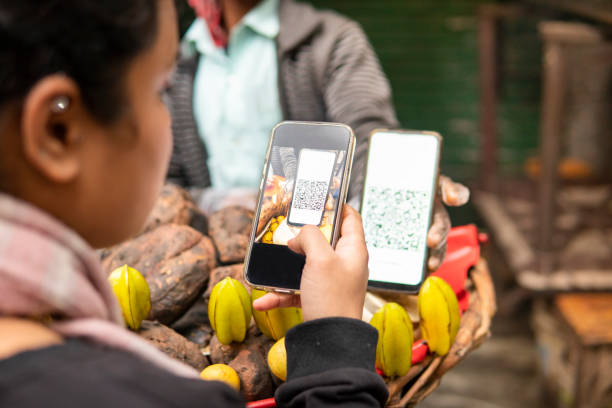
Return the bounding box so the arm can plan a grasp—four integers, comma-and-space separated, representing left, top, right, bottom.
167, 0, 399, 201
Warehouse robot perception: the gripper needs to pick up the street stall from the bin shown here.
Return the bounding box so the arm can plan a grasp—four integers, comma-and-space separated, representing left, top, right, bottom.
100, 184, 496, 407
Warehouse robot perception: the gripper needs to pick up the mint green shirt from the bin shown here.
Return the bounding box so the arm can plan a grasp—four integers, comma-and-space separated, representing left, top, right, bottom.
183, 0, 282, 189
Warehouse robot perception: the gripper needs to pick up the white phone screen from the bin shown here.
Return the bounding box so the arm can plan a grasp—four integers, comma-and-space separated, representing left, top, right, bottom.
288, 149, 337, 226
362, 132, 439, 286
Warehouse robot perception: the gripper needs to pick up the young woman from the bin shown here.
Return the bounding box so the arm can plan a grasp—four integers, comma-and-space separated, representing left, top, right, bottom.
0, 1, 385, 406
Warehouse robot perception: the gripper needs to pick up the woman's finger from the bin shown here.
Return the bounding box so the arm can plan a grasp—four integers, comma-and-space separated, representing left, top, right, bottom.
287, 225, 332, 257
252, 292, 301, 311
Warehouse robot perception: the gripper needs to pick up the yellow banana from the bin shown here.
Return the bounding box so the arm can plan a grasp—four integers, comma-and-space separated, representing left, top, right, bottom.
108, 264, 151, 330
209, 277, 252, 345
369, 302, 413, 377
251, 289, 303, 340
267, 337, 287, 381
418, 276, 460, 356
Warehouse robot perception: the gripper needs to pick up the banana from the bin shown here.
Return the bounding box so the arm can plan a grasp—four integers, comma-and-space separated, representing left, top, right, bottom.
251, 289, 303, 340
369, 302, 414, 377
418, 276, 460, 356
108, 264, 151, 330
209, 277, 252, 345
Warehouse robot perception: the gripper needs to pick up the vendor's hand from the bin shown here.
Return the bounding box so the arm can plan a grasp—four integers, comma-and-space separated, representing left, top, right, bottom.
252, 205, 368, 321
427, 175, 470, 271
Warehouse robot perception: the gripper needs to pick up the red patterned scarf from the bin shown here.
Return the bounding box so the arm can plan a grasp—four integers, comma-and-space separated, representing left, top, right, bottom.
0, 194, 197, 378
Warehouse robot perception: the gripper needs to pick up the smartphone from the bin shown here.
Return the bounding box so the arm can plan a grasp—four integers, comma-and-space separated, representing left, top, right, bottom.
244, 121, 355, 292
361, 130, 442, 293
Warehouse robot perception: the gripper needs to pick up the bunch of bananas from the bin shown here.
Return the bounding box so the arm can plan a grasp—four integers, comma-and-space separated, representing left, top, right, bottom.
418, 276, 460, 356
262, 216, 285, 244
369, 302, 414, 377
108, 265, 151, 330
209, 277, 252, 345
251, 289, 303, 340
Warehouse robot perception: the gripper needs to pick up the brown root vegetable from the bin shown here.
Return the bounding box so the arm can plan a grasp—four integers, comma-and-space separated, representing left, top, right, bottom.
171, 296, 213, 347
204, 264, 248, 298
209, 326, 273, 365
229, 349, 275, 401
141, 183, 208, 235
102, 224, 216, 325
138, 320, 209, 371
208, 206, 254, 264
209, 333, 242, 365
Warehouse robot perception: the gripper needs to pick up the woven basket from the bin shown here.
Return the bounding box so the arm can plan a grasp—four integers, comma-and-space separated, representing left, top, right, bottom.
383, 258, 497, 407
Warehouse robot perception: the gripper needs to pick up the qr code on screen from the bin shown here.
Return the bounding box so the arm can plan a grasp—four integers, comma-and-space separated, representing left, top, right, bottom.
363, 187, 430, 251
292, 179, 328, 211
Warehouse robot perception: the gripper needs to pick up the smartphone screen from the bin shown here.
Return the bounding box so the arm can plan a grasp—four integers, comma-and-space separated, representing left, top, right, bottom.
361, 131, 441, 292
288, 149, 337, 227
245, 122, 354, 291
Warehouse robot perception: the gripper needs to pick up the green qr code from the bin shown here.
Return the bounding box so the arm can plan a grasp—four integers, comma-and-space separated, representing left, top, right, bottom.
363, 187, 429, 251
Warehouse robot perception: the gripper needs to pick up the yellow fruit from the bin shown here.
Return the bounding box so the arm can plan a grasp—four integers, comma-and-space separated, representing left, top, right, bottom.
370, 302, 413, 377
269, 222, 279, 232
251, 289, 303, 340
418, 276, 460, 356
276, 216, 285, 222
263, 231, 273, 243
267, 337, 287, 381
108, 265, 151, 330
209, 278, 252, 345
200, 364, 241, 391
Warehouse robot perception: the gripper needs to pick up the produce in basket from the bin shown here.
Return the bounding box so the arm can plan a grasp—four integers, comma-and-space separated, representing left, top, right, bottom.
108, 265, 150, 330
208, 206, 254, 264
102, 224, 216, 325
209, 277, 252, 345
267, 337, 287, 381
139, 320, 209, 371
418, 276, 460, 356
370, 302, 414, 377
251, 289, 303, 340
200, 364, 241, 391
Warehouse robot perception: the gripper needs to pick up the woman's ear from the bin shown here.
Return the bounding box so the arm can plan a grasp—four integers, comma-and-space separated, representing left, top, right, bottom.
20, 75, 86, 183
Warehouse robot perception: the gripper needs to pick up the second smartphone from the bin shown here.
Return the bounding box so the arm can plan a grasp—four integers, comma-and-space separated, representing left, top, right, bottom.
361, 130, 442, 293
244, 121, 355, 292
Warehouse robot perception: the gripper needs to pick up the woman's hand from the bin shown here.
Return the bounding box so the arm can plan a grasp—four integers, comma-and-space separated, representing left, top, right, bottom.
426, 175, 470, 271
253, 205, 368, 321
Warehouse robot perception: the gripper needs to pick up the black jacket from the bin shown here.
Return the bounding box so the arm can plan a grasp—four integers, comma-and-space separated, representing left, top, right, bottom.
0, 318, 387, 407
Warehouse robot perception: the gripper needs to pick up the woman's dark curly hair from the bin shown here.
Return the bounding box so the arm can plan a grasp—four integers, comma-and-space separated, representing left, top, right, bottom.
0, 0, 160, 123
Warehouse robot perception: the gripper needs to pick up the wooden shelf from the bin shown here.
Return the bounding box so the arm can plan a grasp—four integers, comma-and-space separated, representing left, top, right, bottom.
473, 187, 612, 292
524, 0, 612, 25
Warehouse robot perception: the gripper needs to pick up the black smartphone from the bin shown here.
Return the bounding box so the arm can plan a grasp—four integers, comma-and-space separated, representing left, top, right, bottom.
361, 130, 442, 293
244, 121, 355, 293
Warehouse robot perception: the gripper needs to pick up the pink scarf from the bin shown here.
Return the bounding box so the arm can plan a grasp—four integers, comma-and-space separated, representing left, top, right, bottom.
0, 193, 197, 378
188, 0, 229, 47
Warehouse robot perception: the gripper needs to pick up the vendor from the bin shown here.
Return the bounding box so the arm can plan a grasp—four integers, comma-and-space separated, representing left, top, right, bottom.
167, 0, 470, 270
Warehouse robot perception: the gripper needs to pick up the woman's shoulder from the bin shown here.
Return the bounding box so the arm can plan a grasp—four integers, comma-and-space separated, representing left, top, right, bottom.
0, 318, 63, 360
0, 338, 243, 408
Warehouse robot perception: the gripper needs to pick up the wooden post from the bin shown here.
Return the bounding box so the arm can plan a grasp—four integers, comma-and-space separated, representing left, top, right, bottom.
537, 24, 566, 275
478, 6, 498, 193
478, 5, 523, 193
